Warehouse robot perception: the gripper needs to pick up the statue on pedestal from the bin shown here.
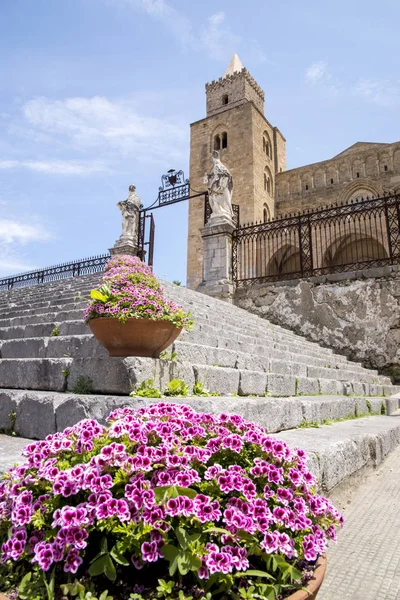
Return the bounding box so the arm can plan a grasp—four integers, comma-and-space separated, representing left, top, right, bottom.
204, 151, 234, 224
117, 184, 142, 244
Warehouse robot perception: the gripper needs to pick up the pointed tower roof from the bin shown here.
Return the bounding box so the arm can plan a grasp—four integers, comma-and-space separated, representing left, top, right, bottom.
224, 53, 244, 77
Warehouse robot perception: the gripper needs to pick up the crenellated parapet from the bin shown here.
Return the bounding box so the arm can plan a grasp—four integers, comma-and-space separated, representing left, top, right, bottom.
205, 68, 265, 102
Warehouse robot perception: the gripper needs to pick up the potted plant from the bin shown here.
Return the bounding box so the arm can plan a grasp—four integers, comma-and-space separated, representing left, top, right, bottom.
0, 403, 342, 600
84, 255, 193, 357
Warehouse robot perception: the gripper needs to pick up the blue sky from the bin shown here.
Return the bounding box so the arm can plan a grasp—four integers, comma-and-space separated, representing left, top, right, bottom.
1, 0, 399, 283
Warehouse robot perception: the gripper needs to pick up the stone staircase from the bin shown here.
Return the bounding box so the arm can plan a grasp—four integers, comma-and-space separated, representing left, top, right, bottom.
1, 273, 400, 494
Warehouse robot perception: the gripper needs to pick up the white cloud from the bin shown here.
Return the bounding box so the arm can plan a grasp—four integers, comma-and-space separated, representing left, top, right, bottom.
0, 258, 37, 277
107, 0, 242, 61
200, 12, 241, 60
0, 219, 52, 245
353, 78, 400, 107
305, 61, 328, 84
21, 96, 187, 163
0, 159, 106, 175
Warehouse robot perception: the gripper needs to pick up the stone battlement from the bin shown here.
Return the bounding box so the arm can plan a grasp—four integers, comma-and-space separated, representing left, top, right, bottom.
205, 67, 265, 101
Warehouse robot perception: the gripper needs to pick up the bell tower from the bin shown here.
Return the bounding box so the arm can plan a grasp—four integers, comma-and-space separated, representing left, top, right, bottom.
187, 54, 286, 289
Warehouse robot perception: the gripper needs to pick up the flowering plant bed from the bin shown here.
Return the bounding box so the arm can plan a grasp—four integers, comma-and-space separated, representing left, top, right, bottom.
0, 403, 342, 600
84, 256, 192, 357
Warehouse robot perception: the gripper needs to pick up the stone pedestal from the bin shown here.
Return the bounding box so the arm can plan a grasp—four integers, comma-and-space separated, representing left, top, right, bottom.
197, 219, 236, 303
109, 239, 140, 258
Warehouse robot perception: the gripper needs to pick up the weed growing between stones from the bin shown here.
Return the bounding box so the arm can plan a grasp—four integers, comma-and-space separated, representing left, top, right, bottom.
0, 411, 17, 437
0, 403, 343, 600
164, 379, 190, 397
159, 349, 178, 362
72, 376, 94, 395
50, 325, 60, 337
130, 379, 220, 399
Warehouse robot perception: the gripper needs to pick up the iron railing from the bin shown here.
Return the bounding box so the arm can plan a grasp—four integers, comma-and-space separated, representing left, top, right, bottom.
232, 192, 400, 286
0, 254, 110, 291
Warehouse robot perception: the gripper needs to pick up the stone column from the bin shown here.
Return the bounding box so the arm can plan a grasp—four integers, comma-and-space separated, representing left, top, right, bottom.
197, 219, 236, 303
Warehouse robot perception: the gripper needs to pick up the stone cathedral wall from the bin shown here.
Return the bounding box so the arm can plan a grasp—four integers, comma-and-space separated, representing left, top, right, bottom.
275, 142, 400, 216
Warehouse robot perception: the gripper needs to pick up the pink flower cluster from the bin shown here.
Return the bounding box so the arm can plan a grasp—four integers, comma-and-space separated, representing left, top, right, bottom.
84, 255, 192, 329
0, 403, 343, 589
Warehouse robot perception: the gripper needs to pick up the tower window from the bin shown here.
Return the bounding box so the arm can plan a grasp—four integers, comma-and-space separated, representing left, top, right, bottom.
384, 165, 388, 171
214, 135, 221, 151
222, 94, 229, 105
330, 178, 334, 184
356, 172, 360, 178
222, 132, 228, 149
305, 184, 309, 191
264, 174, 271, 194
263, 204, 270, 223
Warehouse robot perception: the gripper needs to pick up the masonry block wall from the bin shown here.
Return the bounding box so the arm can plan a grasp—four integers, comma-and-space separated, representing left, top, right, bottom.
234, 266, 400, 377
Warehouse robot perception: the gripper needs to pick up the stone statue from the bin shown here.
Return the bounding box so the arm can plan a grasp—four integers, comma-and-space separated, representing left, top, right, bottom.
204, 151, 234, 223
117, 184, 141, 243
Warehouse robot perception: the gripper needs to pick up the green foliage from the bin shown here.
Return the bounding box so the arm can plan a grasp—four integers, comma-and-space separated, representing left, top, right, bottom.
297, 420, 320, 429
50, 325, 60, 337
172, 280, 182, 286
192, 381, 219, 397
130, 378, 162, 398
61, 580, 113, 600
61, 368, 70, 379
381, 400, 387, 415
164, 379, 190, 397
18, 570, 49, 600
72, 375, 94, 395
161, 527, 202, 577
159, 349, 178, 361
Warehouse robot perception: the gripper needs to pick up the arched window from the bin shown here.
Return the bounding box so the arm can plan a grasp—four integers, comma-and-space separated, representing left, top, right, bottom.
263, 203, 270, 223
264, 173, 271, 194
222, 132, 228, 149
222, 94, 229, 105
263, 131, 272, 158
214, 135, 221, 151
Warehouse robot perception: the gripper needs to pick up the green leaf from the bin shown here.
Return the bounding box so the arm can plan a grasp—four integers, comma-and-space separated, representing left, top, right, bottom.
177, 554, 190, 575
175, 486, 198, 499
110, 545, 130, 566
168, 556, 179, 577
88, 554, 109, 577
161, 544, 180, 562
90, 289, 108, 302
104, 556, 117, 582
188, 554, 202, 570
175, 527, 189, 549
203, 526, 232, 536
235, 570, 274, 580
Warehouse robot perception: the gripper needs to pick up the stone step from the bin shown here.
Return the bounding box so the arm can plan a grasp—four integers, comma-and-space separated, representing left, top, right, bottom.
0, 358, 72, 392
2, 413, 400, 496
0, 355, 395, 397
0, 388, 396, 441
0, 308, 377, 375
0, 335, 376, 381
275, 415, 400, 493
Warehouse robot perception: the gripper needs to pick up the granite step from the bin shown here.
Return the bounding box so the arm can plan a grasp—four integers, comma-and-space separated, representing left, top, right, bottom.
0, 355, 396, 397
1, 397, 400, 496
0, 336, 376, 381
0, 388, 397, 441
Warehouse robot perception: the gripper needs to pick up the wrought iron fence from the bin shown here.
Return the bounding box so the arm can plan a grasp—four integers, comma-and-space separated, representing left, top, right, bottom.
0, 254, 110, 291
233, 192, 400, 287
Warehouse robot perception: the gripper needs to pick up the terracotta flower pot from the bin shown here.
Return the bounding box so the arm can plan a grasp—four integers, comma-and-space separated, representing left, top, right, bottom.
286, 555, 327, 600
88, 317, 183, 358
